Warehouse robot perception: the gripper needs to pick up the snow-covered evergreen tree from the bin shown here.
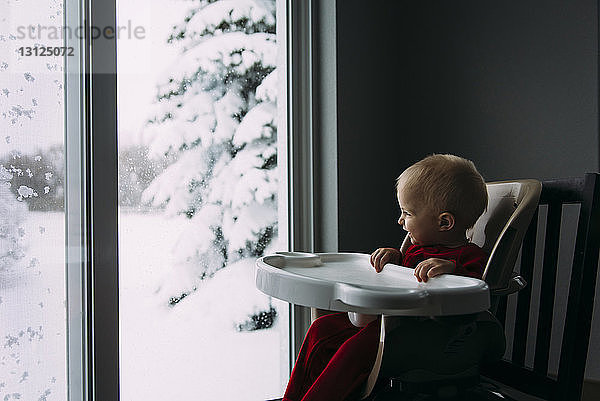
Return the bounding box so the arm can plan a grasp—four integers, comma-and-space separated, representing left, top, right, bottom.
142, 0, 278, 308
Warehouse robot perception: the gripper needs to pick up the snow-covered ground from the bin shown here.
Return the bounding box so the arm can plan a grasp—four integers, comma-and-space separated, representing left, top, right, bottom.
0, 211, 289, 401
119, 211, 289, 401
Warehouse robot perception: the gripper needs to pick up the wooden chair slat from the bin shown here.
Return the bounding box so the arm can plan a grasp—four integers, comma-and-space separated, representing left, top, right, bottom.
533, 202, 562, 375
512, 208, 538, 365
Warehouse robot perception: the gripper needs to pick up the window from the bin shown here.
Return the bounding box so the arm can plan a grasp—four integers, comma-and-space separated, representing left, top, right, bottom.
2, 0, 316, 399
0, 1, 68, 399
117, 1, 290, 399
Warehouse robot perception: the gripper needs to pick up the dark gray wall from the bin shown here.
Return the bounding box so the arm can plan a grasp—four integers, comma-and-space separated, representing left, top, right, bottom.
334, 0, 599, 379
337, 0, 598, 253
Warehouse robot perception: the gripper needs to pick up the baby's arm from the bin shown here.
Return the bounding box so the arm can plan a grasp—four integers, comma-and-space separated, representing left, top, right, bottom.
414, 247, 488, 282
370, 247, 402, 272
413, 258, 455, 282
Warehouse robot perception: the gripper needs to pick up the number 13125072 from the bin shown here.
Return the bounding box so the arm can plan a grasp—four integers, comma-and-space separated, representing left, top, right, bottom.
18, 46, 74, 56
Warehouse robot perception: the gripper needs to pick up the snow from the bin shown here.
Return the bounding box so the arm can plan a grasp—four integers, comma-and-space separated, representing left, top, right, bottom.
141, 145, 212, 211
256, 70, 277, 103
232, 101, 276, 146
143, 90, 217, 156
212, 84, 245, 142
120, 212, 289, 401
143, 82, 255, 157
159, 32, 277, 94
210, 144, 277, 206
0, 211, 289, 401
185, 0, 276, 41
223, 200, 277, 251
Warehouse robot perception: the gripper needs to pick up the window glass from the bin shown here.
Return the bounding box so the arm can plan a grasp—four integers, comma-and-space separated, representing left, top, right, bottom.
0, 0, 67, 400
117, 1, 289, 399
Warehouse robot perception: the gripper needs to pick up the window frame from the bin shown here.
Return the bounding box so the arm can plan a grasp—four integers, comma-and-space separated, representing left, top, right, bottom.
65, 0, 332, 397
286, 0, 339, 364
64, 0, 89, 399
85, 0, 120, 398
65, 0, 119, 399
286, 0, 314, 362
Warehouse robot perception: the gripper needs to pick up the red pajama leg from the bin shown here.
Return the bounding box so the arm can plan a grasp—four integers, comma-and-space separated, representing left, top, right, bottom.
300, 317, 380, 401
283, 313, 361, 401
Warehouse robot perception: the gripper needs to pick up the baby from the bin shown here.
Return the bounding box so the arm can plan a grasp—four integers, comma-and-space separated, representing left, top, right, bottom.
282, 154, 491, 401
371, 153, 488, 281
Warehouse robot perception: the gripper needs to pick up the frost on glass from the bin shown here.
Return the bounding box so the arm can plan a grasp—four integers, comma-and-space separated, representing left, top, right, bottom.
118, 1, 287, 400
0, 0, 66, 400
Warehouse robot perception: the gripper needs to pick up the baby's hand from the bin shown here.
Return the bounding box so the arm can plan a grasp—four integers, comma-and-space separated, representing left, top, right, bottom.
414, 258, 456, 282
370, 248, 401, 273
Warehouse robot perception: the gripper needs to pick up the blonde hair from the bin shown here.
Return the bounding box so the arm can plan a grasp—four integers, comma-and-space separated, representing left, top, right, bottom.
397, 154, 488, 229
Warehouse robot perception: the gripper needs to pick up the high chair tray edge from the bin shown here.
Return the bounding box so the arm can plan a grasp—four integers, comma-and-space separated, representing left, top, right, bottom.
256, 252, 490, 316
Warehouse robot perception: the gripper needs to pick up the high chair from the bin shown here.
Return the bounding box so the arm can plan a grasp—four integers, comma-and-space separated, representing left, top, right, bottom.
256, 179, 542, 401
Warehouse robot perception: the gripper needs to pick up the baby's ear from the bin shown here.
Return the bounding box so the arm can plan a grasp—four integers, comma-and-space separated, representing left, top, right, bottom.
438, 212, 455, 231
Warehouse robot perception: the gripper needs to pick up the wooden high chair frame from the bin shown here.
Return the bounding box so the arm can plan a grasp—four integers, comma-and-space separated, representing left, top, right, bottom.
482, 173, 600, 401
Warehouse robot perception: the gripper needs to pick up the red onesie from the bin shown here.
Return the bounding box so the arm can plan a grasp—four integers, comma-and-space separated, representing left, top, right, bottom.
282, 243, 488, 401
401, 243, 487, 279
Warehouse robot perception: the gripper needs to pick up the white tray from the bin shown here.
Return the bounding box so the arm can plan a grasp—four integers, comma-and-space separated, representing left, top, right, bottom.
256, 252, 490, 316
